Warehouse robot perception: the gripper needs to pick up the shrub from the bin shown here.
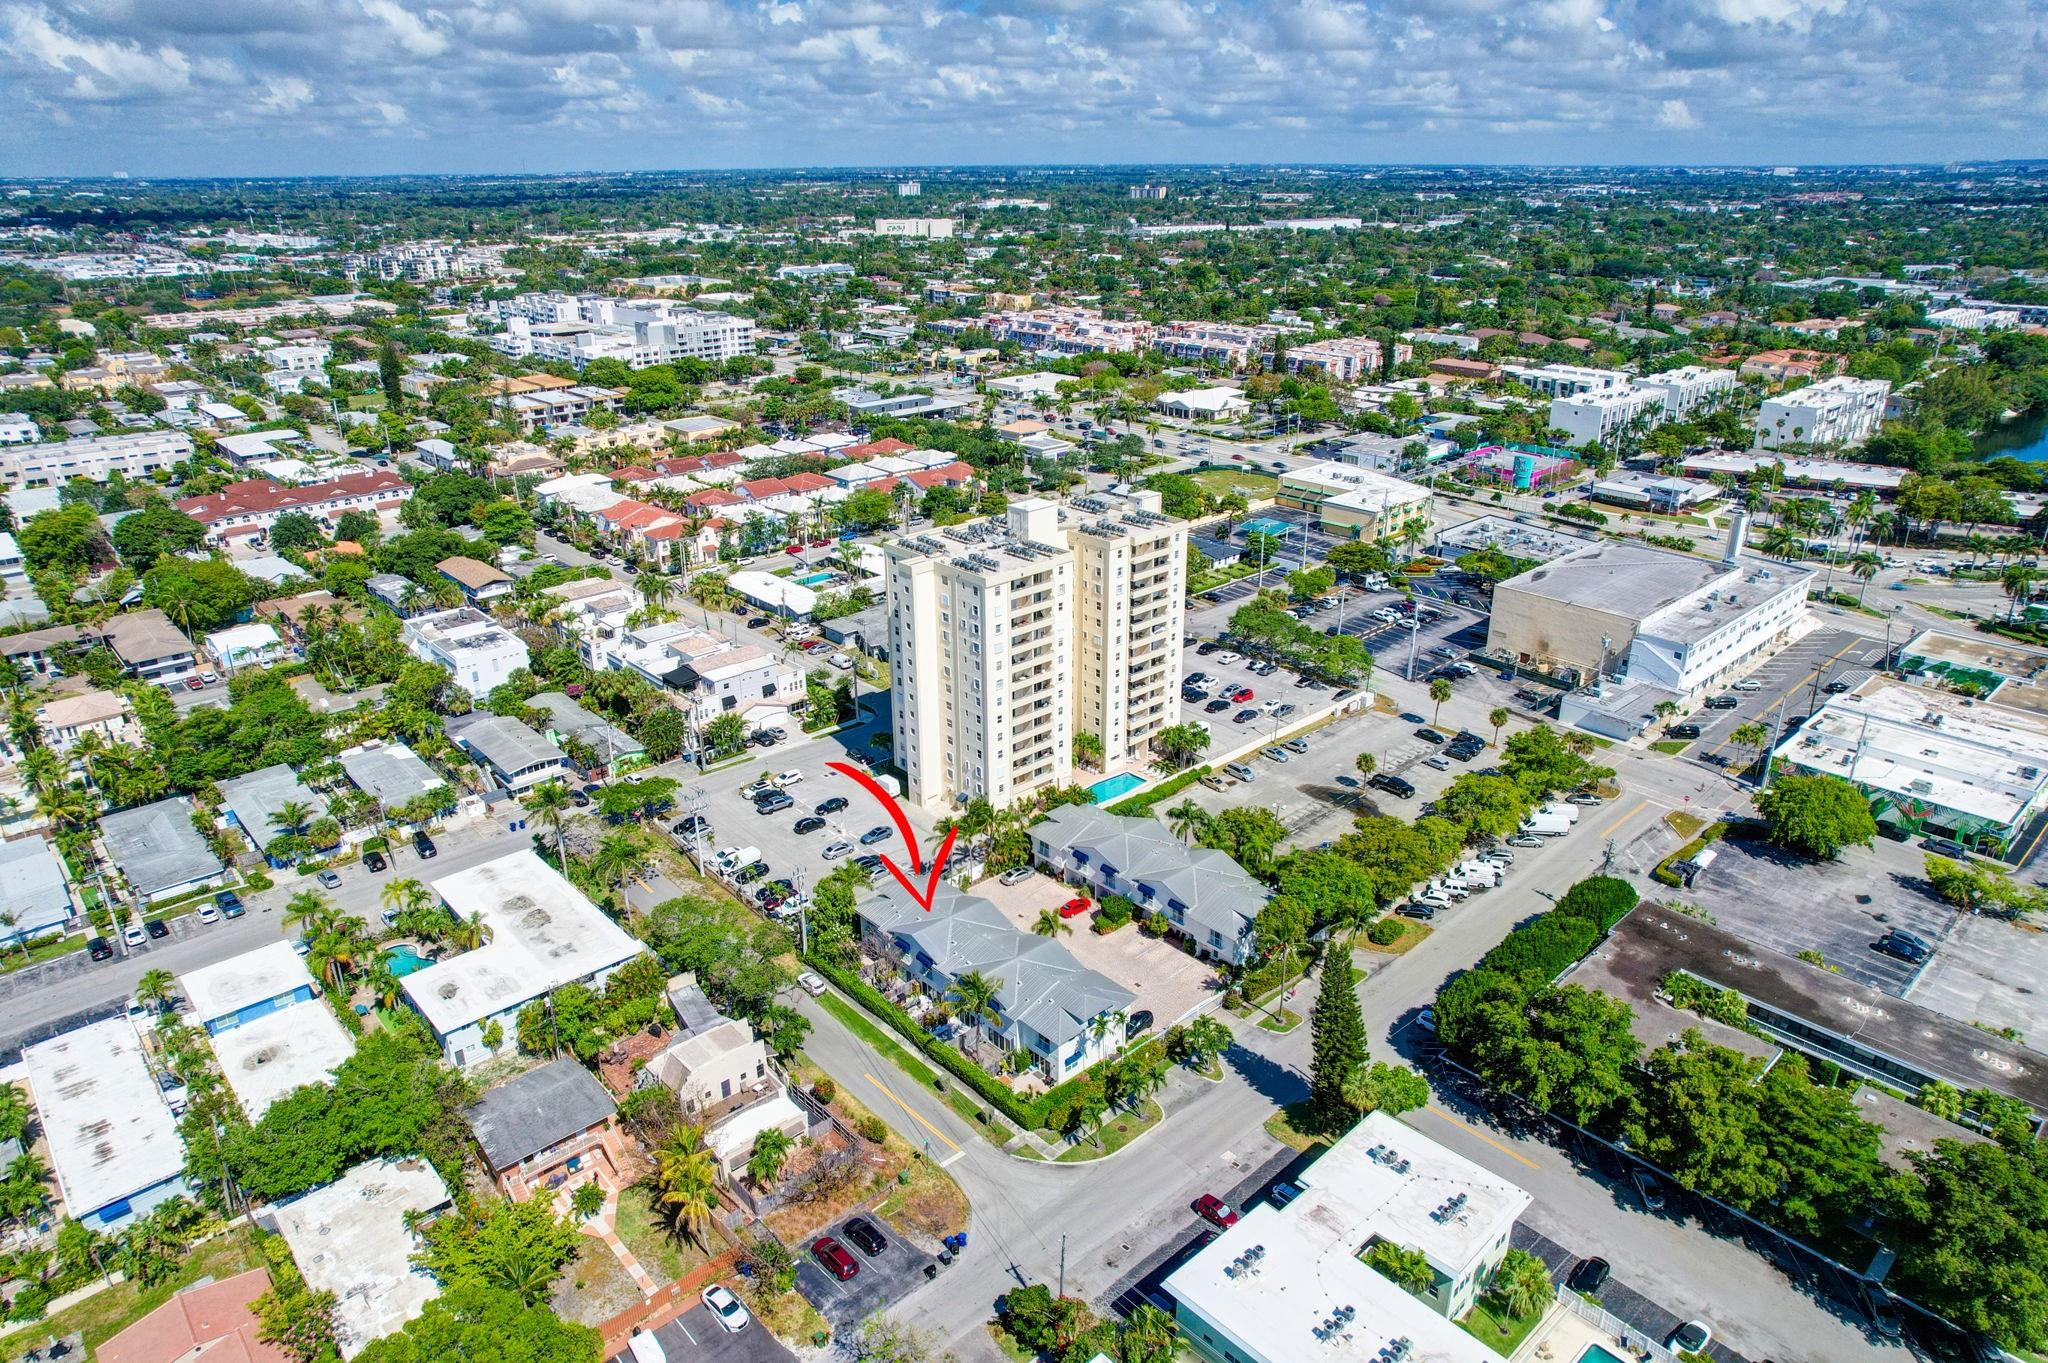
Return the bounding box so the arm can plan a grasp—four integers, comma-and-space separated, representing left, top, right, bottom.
855, 1114, 889, 1144
1481, 913, 1600, 980
1367, 918, 1404, 946
1659, 971, 1748, 1027
810, 1077, 837, 1105
1551, 875, 1639, 931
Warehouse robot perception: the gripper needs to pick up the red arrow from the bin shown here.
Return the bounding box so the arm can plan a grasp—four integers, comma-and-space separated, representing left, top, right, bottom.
825, 761, 957, 913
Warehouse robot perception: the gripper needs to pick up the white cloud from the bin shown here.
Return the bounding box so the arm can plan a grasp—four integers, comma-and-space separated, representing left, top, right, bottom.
359, 0, 445, 57
1657, 98, 1699, 128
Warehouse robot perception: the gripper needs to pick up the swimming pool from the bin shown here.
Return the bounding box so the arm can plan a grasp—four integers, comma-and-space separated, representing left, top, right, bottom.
1240, 516, 1291, 538
1574, 1345, 1630, 1363
1088, 772, 1148, 803
383, 944, 433, 977
794, 571, 835, 586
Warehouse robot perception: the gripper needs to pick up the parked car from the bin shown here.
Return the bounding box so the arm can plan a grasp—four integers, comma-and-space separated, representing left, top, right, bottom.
1632, 1168, 1668, 1211
364, 850, 388, 873
1415, 727, 1445, 744
676, 814, 711, 835
1825, 679, 1852, 693
196, 903, 220, 925
1269, 1182, 1302, 1208
736, 861, 770, 884
1732, 679, 1763, 692
1227, 687, 1254, 703
215, 890, 244, 916
811, 1237, 860, 1280
1567, 1257, 1611, 1294
1204, 697, 1232, 713
1262, 747, 1289, 764
1666, 1322, 1711, 1355
1125, 1009, 1155, 1038
794, 815, 827, 834
1876, 928, 1932, 963
413, 831, 438, 859
1283, 737, 1310, 754
842, 1217, 888, 1257
1922, 835, 1970, 858
145, 918, 169, 940
999, 865, 1034, 885
701, 1284, 751, 1334
797, 971, 826, 997
122, 924, 146, 948
1705, 695, 1739, 710
1059, 896, 1093, 918
1369, 774, 1416, 799
1398, 902, 1436, 920
317, 869, 343, 889
88, 936, 113, 961
821, 840, 854, 860
1193, 1195, 1239, 1229
755, 793, 794, 814
1223, 762, 1256, 782
1664, 723, 1703, 740
1506, 834, 1543, 848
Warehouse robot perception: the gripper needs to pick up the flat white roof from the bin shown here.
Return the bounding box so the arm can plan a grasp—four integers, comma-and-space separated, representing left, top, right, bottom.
180, 941, 320, 1025
22, 1018, 185, 1218
1164, 1112, 1527, 1363
210, 1001, 355, 1119
1775, 678, 2048, 826
267, 1157, 449, 1358
401, 850, 642, 1033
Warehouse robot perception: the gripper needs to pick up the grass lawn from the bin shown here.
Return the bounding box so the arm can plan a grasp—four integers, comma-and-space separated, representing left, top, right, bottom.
1459, 1299, 1545, 1356
816, 992, 946, 1088
1263, 1099, 1332, 1153
1054, 1099, 1163, 1163
0, 932, 86, 975
987, 1321, 1038, 1362
1650, 739, 1692, 755
1258, 1007, 1302, 1033
1665, 810, 1706, 838
737, 1273, 830, 1348
1360, 919, 1433, 955
12, 1227, 265, 1353
613, 1183, 714, 1285
1190, 468, 1278, 498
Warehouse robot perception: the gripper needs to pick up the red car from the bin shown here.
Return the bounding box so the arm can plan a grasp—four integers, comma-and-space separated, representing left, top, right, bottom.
1228, 687, 1254, 703
1193, 1195, 1238, 1229
809, 538, 831, 548
783, 544, 804, 556
1059, 896, 1093, 918
811, 1236, 860, 1280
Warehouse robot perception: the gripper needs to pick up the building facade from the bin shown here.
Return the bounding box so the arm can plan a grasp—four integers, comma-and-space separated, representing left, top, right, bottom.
1755, 375, 1891, 450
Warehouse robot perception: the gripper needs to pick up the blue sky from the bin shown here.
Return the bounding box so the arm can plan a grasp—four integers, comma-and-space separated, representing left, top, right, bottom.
0, 0, 2040, 177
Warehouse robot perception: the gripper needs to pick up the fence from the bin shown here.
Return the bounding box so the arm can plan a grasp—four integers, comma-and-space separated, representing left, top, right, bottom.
1556, 1290, 1682, 1363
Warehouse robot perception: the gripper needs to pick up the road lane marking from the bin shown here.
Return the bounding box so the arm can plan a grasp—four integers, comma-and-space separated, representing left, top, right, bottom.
1602, 798, 1651, 839
1422, 1104, 1542, 1170
864, 1070, 963, 1155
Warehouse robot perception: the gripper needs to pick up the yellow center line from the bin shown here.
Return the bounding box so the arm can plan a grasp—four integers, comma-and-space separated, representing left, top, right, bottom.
1601, 797, 1651, 839
863, 1070, 962, 1155
1422, 1104, 1541, 1170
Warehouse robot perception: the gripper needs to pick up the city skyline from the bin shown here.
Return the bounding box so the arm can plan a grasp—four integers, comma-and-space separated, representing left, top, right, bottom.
1, 0, 2042, 177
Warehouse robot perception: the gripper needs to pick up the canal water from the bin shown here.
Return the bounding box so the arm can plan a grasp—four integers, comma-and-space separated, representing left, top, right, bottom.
1976, 405, 2048, 463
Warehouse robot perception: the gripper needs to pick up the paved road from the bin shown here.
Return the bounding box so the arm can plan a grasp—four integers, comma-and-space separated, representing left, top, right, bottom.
0, 821, 532, 1057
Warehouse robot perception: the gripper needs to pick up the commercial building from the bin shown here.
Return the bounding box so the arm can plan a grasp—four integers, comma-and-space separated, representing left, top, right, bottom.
1033, 805, 1266, 966
886, 492, 1186, 811
1586, 472, 1721, 514
398, 850, 643, 1067
23, 1018, 190, 1230
1678, 450, 1905, 495
402, 606, 531, 696
1276, 463, 1431, 544
262, 1158, 450, 1358
1285, 336, 1412, 383
180, 942, 354, 1119
0, 430, 192, 488
858, 882, 1136, 1084
875, 217, 956, 239
1164, 1112, 1529, 1363
1754, 375, 1891, 450
466, 1058, 624, 1202
1771, 677, 2048, 849
1488, 523, 1812, 697
1155, 386, 1250, 420
101, 796, 225, 902
985, 371, 1074, 399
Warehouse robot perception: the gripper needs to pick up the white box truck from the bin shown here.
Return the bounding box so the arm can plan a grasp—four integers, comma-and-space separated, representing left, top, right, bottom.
1522, 809, 1574, 837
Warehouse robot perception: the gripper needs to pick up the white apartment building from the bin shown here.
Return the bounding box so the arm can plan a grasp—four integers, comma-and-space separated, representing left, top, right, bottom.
1067, 493, 1189, 772
886, 492, 1186, 811
1152, 322, 1291, 368
402, 607, 531, 697
982, 307, 1154, 354
1634, 363, 1740, 419
875, 217, 956, 239
1165, 1112, 1530, 1363
0, 430, 193, 488
1500, 362, 1628, 399
1548, 385, 1665, 448
0, 414, 37, 445
1754, 375, 1892, 450
486, 294, 755, 370
1285, 336, 1413, 383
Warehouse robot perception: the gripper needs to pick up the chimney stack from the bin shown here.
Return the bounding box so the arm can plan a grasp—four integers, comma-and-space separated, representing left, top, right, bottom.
1724, 510, 1750, 566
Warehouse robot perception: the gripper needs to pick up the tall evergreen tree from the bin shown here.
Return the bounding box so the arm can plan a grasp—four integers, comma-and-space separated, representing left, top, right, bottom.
1310, 950, 1367, 1117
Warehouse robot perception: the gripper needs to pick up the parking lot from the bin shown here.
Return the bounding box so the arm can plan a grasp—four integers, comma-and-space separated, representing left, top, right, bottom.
1679, 627, 1889, 763
791, 1214, 939, 1332
1906, 909, 2048, 1042
1686, 835, 1959, 995
610, 1297, 793, 1363
975, 869, 1222, 1029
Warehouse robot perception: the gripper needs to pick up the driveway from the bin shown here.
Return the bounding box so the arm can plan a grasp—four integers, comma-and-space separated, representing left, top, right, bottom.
792, 1216, 939, 1333
611, 1300, 793, 1363
1683, 627, 1889, 764
973, 868, 1221, 1030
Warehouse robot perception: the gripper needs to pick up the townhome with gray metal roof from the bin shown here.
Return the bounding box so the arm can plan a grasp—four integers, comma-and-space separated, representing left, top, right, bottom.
1032, 803, 1267, 966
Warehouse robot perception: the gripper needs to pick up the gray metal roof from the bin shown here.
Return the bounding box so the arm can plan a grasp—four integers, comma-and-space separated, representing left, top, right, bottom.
0, 835, 73, 936
217, 763, 321, 846
100, 796, 222, 898
337, 741, 444, 806
1035, 804, 1267, 954
529, 692, 641, 759
446, 714, 565, 779
465, 1057, 617, 1170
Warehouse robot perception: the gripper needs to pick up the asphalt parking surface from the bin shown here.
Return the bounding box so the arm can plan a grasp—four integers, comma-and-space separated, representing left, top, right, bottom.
1681, 627, 1890, 763
1906, 908, 2048, 1041
791, 1216, 939, 1331
1686, 835, 1958, 994
612, 1300, 794, 1363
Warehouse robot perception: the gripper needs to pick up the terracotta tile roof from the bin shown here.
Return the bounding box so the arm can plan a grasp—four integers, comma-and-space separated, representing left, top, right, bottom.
739, 477, 791, 498
176, 471, 409, 525
686, 488, 745, 509
97, 1269, 289, 1363
840, 437, 913, 460
781, 472, 834, 493
610, 465, 659, 483
906, 460, 977, 489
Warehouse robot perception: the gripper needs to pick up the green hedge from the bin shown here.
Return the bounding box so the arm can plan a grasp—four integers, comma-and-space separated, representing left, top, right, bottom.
802, 953, 1097, 1131
1477, 874, 1638, 982
1105, 765, 1210, 816
1651, 822, 1728, 888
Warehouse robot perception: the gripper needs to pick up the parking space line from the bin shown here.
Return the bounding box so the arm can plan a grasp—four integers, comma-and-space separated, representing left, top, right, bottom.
675, 1318, 698, 1346
863, 1071, 962, 1155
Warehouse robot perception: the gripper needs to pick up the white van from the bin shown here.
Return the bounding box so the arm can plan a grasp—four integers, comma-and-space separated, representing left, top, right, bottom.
628, 1329, 667, 1363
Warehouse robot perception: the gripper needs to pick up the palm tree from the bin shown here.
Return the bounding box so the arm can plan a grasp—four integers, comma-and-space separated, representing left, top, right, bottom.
450, 910, 492, 952
1428, 677, 1453, 727
1488, 706, 1509, 747
364, 962, 405, 1011
134, 968, 175, 1013
653, 1125, 719, 1247
589, 829, 652, 903
268, 799, 314, 838
1486, 1249, 1554, 1320
1850, 550, 1883, 604
2004, 565, 2039, 622
1165, 798, 1210, 846
520, 779, 573, 872
951, 970, 1003, 1035
1031, 909, 1071, 938
746, 1128, 793, 1186
381, 876, 429, 924
1354, 752, 1376, 778
1121, 1304, 1180, 1361
281, 889, 336, 940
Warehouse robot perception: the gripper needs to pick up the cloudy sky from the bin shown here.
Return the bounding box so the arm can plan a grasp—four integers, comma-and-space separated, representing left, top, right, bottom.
0, 0, 2040, 177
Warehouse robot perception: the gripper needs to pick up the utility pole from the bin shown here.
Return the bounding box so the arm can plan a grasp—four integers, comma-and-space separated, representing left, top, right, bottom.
1058, 1234, 1067, 1299
1757, 701, 1788, 789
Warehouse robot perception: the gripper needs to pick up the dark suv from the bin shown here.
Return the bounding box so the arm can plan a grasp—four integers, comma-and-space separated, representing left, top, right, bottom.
1370, 773, 1416, 799
1876, 928, 1932, 963
412, 831, 438, 859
